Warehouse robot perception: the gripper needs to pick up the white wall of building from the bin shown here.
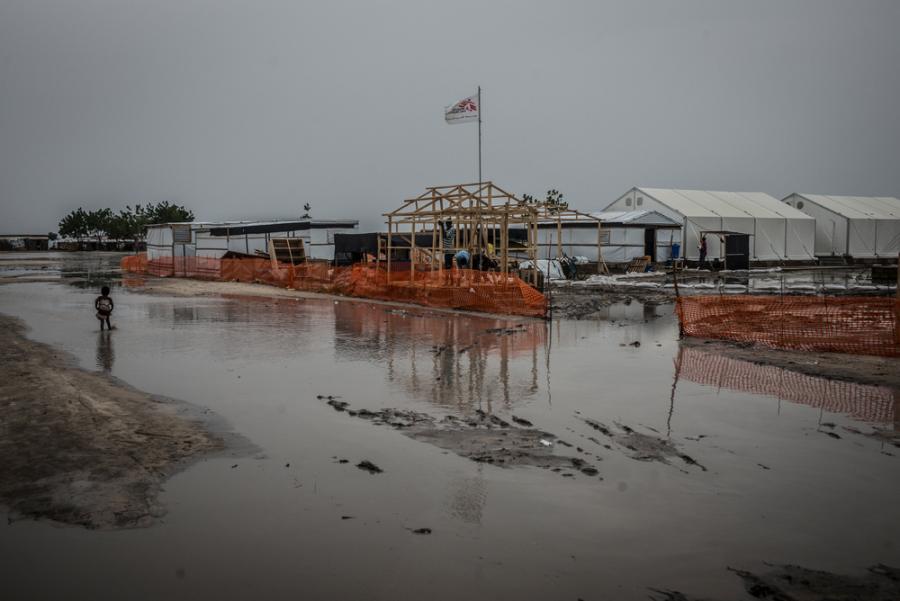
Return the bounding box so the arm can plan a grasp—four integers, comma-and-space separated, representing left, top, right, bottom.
147, 222, 358, 262
605, 188, 816, 261
783, 194, 900, 258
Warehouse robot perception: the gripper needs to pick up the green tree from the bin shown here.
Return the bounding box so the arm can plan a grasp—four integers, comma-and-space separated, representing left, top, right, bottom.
146, 201, 194, 224
124, 204, 149, 244
522, 189, 569, 214
58, 202, 194, 251
58, 208, 89, 248
105, 211, 133, 242
85, 208, 113, 247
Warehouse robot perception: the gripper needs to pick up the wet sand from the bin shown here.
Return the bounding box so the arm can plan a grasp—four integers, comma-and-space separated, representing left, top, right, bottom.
0, 313, 225, 529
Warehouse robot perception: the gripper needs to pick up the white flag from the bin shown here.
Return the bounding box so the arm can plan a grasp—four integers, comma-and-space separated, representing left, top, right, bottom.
445, 95, 479, 124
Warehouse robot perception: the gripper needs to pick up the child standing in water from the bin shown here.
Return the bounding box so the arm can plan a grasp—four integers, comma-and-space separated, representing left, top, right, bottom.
95, 286, 114, 330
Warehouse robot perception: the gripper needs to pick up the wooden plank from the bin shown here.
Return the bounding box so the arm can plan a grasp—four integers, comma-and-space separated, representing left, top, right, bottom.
268, 238, 306, 268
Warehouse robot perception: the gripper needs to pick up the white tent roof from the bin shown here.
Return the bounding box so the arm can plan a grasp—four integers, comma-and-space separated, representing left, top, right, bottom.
637, 188, 814, 221
588, 210, 680, 226
789, 194, 900, 220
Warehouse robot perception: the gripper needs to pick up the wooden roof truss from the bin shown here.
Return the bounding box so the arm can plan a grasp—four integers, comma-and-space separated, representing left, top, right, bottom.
382, 182, 608, 281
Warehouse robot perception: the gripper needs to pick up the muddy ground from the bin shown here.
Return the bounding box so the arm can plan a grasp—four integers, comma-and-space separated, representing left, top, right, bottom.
549, 285, 672, 319
319, 396, 604, 476
0, 313, 227, 529
651, 562, 900, 601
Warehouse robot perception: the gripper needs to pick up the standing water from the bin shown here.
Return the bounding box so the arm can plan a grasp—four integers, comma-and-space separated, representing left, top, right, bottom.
0, 253, 898, 600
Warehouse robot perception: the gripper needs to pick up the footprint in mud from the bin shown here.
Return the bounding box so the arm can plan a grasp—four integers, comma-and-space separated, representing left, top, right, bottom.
356, 460, 383, 474
581, 418, 706, 471
317, 397, 600, 479
841, 425, 900, 451
407, 527, 432, 535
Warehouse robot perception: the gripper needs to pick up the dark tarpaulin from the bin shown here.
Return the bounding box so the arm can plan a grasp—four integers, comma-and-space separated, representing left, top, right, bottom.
208, 221, 354, 237
334, 232, 438, 266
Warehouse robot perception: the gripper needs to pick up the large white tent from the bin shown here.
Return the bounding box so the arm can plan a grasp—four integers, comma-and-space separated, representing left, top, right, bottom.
602, 188, 816, 262
781, 194, 900, 258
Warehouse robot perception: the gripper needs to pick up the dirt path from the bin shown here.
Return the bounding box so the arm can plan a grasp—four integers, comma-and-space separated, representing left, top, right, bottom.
0, 313, 226, 529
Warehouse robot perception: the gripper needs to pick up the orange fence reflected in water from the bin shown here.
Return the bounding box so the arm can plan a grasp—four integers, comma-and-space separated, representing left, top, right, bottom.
678, 345, 898, 424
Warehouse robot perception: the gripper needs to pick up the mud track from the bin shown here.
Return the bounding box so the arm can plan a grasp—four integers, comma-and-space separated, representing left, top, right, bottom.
318, 396, 602, 477
0, 313, 226, 529
650, 562, 900, 601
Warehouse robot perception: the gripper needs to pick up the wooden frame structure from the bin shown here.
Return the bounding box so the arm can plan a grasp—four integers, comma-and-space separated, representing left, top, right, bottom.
382, 182, 607, 284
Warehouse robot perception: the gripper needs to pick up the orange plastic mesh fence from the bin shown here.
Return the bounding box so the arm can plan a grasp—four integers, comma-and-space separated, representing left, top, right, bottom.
679, 346, 898, 423
122, 254, 547, 318
676, 295, 900, 357
121, 254, 148, 273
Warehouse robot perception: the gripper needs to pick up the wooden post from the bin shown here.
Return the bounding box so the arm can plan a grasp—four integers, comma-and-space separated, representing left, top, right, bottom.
672, 260, 684, 339
387, 217, 393, 279
532, 217, 539, 286
547, 233, 554, 299
432, 217, 438, 272
895, 252, 899, 345
556, 215, 562, 260
410, 220, 416, 282
501, 213, 509, 277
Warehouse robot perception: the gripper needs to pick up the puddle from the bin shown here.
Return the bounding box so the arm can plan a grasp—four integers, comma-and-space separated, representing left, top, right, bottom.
1, 253, 898, 600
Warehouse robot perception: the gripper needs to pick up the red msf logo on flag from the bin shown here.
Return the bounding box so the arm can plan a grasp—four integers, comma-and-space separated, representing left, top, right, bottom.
455, 98, 477, 112
445, 94, 479, 123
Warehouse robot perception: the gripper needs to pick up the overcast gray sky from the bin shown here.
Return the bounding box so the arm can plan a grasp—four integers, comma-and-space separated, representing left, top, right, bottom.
1, 0, 899, 233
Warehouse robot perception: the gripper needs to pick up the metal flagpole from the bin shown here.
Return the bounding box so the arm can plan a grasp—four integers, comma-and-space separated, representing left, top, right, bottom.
477, 85, 482, 185
476, 86, 483, 256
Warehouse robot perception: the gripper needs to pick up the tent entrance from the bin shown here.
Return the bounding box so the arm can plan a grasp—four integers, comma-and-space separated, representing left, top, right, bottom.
644, 228, 657, 261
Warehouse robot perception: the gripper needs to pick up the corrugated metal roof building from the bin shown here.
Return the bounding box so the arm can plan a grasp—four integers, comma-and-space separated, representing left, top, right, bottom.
782, 194, 900, 258
146, 219, 359, 263
518, 209, 680, 263
602, 188, 816, 262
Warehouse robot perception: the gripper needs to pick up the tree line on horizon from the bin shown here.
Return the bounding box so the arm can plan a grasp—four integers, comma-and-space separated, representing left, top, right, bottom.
57, 202, 194, 247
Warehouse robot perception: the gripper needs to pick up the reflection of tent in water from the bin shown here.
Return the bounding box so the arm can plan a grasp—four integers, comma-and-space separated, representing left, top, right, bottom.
330, 301, 547, 409
676, 346, 898, 424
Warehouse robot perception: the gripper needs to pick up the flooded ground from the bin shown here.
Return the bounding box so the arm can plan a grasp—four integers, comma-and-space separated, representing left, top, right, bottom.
560, 265, 897, 300
1, 252, 899, 600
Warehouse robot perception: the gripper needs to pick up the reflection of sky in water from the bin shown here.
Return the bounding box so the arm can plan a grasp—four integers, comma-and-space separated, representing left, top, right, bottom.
0, 267, 891, 433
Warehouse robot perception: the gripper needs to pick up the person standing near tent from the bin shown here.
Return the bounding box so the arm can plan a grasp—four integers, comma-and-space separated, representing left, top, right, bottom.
698, 235, 708, 268
441, 219, 455, 269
